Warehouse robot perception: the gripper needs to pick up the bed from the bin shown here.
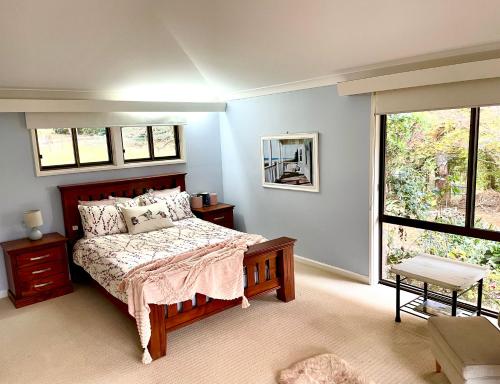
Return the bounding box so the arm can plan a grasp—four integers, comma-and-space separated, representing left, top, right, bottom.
58, 173, 296, 361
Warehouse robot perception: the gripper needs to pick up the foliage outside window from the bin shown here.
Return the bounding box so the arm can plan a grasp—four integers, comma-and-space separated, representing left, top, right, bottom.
121, 125, 180, 163
36, 128, 112, 170
380, 106, 500, 313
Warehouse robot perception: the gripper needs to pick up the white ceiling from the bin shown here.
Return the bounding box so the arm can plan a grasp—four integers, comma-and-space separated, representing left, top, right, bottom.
0, 0, 499, 101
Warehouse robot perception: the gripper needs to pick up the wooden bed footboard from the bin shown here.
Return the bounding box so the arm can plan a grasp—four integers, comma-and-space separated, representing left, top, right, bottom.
148, 236, 296, 360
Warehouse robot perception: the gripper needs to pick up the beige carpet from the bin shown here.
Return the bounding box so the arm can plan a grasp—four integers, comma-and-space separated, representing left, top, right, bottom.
0, 262, 450, 384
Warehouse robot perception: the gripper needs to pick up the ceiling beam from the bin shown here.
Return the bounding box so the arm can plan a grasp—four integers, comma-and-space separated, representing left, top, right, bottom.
337, 58, 500, 96
0, 99, 226, 113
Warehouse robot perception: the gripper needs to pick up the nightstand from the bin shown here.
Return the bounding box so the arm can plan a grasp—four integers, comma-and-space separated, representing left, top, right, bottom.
1, 232, 73, 308
191, 203, 235, 229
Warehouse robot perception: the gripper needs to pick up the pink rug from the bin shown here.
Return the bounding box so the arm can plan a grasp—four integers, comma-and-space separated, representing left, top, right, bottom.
279, 353, 375, 384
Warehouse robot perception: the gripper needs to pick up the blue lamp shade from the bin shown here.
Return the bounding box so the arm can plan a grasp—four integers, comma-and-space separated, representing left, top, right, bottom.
24, 210, 43, 240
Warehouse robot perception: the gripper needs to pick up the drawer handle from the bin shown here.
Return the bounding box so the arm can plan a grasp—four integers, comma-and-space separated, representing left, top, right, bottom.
213, 216, 225, 221
32, 267, 52, 275
34, 281, 53, 288
30, 254, 50, 261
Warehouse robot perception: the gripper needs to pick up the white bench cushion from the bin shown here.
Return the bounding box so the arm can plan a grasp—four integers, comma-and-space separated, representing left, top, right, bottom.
428, 316, 500, 380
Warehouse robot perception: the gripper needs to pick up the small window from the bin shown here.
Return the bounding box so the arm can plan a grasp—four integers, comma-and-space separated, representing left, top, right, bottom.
35, 128, 112, 170
121, 126, 150, 161
121, 125, 180, 163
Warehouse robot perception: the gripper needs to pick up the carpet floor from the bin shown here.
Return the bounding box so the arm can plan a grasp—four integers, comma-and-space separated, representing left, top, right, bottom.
0, 262, 450, 384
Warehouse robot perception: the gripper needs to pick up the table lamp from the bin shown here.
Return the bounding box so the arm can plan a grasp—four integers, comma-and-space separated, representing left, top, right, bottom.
24, 210, 43, 240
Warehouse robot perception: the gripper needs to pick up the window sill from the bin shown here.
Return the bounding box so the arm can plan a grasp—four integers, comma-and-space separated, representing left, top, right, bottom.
36, 158, 186, 177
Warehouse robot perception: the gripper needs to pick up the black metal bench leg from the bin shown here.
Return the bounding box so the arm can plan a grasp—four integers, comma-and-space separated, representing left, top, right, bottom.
477, 279, 483, 316
395, 274, 401, 322
423, 282, 428, 302
451, 290, 457, 316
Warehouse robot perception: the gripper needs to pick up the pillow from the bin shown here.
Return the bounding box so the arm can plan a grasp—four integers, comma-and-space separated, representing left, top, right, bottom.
109, 193, 153, 207
151, 186, 181, 197
153, 192, 194, 221
78, 199, 115, 206
78, 205, 127, 238
138, 192, 157, 206
109, 195, 142, 206
120, 203, 174, 235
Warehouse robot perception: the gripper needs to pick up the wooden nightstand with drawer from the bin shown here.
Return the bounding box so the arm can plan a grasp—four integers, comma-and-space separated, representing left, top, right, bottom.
191, 203, 235, 229
1, 232, 73, 308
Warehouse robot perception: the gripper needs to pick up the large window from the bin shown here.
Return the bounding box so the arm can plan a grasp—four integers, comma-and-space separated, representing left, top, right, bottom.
35, 128, 112, 170
121, 125, 180, 163
380, 107, 500, 313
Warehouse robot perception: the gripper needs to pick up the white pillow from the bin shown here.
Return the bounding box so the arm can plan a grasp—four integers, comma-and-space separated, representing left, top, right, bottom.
138, 192, 157, 206
120, 203, 174, 235
142, 187, 181, 206
151, 186, 181, 197
154, 192, 194, 221
109, 195, 143, 206
78, 205, 127, 238
78, 199, 115, 206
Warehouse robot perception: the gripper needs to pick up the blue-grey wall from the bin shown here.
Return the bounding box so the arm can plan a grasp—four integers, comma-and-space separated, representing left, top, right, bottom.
0, 85, 372, 293
0, 112, 223, 293
220, 85, 371, 276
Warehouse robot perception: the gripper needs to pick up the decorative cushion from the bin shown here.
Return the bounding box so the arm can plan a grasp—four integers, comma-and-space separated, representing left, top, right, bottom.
428, 316, 500, 380
120, 203, 174, 235
78, 205, 127, 238
151, 192, 194, 221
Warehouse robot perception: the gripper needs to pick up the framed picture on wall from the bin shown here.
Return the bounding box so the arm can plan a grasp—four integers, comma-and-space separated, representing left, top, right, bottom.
261, 132, 319, 192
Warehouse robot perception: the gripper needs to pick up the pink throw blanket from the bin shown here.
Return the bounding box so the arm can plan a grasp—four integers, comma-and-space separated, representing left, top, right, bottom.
118, 234, 264, 363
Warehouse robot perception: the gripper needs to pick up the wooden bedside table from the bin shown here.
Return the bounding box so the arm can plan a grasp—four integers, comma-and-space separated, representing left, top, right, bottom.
191, 203, 235, 229
1, 232, 73, 308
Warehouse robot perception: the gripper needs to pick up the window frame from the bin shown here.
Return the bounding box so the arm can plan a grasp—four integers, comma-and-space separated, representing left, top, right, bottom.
121, 125, 181, 163
35, 127, 113, 171
378, 107, 499, 317
31, 125, 185, 177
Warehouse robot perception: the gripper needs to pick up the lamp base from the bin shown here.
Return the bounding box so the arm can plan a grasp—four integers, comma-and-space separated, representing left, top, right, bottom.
28, 228, 43, 241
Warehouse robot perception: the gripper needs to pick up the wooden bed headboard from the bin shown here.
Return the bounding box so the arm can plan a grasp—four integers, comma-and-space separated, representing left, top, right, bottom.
58, 173, 186, 252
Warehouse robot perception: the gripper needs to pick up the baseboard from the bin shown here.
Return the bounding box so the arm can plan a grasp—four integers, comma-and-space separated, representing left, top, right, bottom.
294, 255, 369, 284
0, 290, 7, 299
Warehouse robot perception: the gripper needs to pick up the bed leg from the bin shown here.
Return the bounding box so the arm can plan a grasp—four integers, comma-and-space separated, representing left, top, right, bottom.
435, 360, 441, 373
148, 304, 167, 360
276, 245, 295, 302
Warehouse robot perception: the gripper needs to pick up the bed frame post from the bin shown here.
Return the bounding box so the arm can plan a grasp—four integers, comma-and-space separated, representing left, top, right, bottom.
148, 304, 167, 359
276, 244, 295, 302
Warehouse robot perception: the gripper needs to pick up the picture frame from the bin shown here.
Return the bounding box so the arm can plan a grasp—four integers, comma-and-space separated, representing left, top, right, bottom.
261, 132, 319, 192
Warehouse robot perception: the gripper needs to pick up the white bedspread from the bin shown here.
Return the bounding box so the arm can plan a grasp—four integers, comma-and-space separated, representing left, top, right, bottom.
73, 217, 244, 303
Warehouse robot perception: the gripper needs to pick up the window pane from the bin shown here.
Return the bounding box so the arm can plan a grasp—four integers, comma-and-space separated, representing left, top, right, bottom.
76, 128, 110, 164
475, 106, 500, 232
382, 223, 499, 312
384, 109, 470, 224
122, 127, 150, 161
37, 128, 75, 167
152, 126, 177, 158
